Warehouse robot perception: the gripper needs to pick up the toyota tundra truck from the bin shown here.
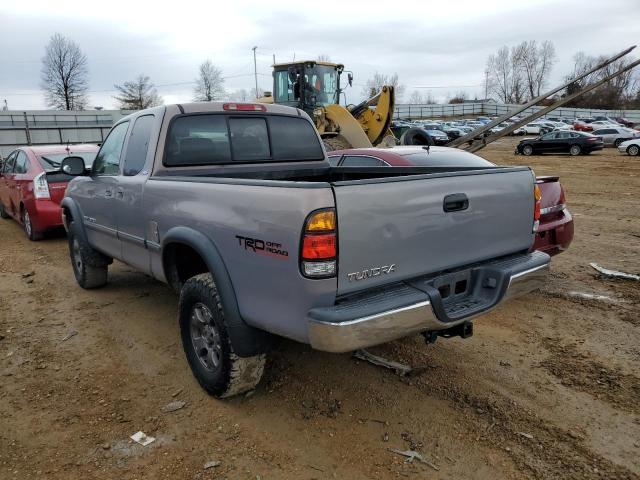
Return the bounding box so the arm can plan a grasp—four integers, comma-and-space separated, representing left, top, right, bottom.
60, 102, 549, 398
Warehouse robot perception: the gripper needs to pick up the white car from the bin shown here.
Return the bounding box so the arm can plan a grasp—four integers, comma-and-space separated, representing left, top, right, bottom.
618, 138, 640, 156
590, 120, 621, 129
523, 123, 544, 134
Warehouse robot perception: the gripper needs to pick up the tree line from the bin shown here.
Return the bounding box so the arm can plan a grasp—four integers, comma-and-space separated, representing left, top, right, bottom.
40, 33, 249, 111
40, 33, 639, 111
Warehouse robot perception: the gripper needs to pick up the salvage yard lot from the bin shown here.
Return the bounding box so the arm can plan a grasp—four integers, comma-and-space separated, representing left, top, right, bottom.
1, 138, 639, 480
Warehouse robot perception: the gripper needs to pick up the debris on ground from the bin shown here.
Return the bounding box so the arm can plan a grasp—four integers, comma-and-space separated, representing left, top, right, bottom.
353, 349, 424, 376
62, 330, 78, 341
21, 271, 35, 278
567, 291, 620, 304
130, 431, 155, 446
204, 460, 221, 469
517, 432, 534, 439
171, 388, 183, 397
590, 263, 640, 281
388, 448, 439, 471
160, 400, 186, 413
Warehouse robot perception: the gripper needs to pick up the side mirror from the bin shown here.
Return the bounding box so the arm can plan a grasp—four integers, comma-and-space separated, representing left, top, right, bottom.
61, 156, 85, 175
347, 73, 353, 87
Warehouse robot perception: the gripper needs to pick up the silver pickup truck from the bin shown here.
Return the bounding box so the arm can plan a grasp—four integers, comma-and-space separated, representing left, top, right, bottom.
60, 102, 549, 397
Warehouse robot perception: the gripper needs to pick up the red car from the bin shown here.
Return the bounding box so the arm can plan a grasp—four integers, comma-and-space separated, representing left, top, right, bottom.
328, 147, 574, 256
573, 121, 594, 132
0, 144, 99, 240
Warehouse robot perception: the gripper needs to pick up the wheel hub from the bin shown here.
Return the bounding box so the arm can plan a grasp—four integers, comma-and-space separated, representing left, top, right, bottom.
190, 303, 222, 372
72, 238, 83, 272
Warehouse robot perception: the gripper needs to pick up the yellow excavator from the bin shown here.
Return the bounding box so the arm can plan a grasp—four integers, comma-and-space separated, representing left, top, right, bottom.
260, 60, 397, 151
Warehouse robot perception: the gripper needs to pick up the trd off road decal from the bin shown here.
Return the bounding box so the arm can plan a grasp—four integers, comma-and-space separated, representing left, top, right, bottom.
236, 235, 289, 259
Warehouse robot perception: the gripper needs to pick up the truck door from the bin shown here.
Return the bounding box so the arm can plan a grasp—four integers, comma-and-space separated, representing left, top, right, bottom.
0, 151, 17, 215
115, 114, 156, 272
81, 121, 129, 259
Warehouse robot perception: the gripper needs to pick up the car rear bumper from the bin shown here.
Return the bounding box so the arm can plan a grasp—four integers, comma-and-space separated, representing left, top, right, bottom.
29, 199, 63, 232
307, 251, 550, 353
532, 208, 574, 256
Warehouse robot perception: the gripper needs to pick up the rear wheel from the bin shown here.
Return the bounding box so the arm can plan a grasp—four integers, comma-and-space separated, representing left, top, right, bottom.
22, 209, 42, 241
522, 145, 534, 156
627, 144, 639, 156
569, 145, 581, 156
323, 135, 351, 152
68, 222, 110, 289
613, 138, 623, 147
179, 273, 266, 398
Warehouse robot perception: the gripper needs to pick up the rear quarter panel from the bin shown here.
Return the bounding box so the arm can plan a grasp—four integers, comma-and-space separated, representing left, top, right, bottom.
143, 178, 337, 343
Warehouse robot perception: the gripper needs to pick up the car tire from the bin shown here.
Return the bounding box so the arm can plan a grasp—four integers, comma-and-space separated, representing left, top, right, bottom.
68, 221, 110, 289
569, 145, 582, 156
179, 273, 266, 398
0, 202, 9, 219
522, 145, 534, 156
400, 127, 434, 146
628, 144, 640, 156
613, 138, 623, 147
22, 208, 42, 241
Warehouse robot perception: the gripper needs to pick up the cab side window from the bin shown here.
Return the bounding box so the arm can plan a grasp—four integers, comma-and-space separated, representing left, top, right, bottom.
341, 155, 388, 167
14, 151, 30, 174
123, 115, 154, 176
92, 121, 130, 175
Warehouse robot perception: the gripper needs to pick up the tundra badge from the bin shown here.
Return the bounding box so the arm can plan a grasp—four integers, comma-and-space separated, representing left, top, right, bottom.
347, 264, 396, 282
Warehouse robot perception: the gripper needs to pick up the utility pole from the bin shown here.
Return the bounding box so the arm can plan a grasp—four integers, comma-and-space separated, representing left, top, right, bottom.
252, 46, 258, 99
484, 68, 489, 100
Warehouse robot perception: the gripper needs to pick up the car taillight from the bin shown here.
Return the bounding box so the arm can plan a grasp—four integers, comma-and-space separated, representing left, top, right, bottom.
33, 172, 50, 199
533, 184, 541, 232
587, 137, 599, 141
223, 103, 266, 112
301, 208, 337, 278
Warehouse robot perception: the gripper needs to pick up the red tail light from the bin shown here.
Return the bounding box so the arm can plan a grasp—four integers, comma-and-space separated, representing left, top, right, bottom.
533, 184, 542, 231
301, 209, 337, 278
223, 103, 266, 112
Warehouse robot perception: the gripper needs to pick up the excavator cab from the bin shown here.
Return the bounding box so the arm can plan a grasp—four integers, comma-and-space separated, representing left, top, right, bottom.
273, 61, 345, 114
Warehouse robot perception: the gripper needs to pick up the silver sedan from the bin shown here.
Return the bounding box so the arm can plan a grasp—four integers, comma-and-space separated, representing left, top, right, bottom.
592, 127, 640, 147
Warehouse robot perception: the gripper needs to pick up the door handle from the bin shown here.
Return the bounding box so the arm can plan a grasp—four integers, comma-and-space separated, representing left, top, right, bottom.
104, 189, 113, 198
116, 188, 124, 199
443, 193, 469, 212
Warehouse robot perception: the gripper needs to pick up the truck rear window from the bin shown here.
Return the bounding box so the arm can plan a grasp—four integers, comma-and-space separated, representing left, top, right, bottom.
164, 114, 324, 166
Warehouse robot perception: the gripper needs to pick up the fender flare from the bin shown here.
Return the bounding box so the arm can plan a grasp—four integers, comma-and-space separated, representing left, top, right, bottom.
162, 226, 270, 357
60, 197, 88, 244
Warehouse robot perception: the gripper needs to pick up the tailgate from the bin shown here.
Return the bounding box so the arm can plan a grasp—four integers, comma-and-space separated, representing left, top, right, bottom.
333, 168, 536, 295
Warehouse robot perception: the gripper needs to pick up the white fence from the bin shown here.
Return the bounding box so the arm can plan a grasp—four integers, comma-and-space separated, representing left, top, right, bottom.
394, 102, 640, 122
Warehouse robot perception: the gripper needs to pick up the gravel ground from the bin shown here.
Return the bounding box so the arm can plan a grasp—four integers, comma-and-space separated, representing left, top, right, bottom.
1, 138, 639, 479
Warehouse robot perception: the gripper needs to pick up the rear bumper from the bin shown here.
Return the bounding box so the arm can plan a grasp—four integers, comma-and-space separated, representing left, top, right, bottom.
26, 199, 63, 232
308, 251, 549, 353
532, 208, 574, 256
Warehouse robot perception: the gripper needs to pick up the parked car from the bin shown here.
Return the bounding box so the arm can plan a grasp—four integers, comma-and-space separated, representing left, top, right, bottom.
617, 138, 640, 156
328, 146, 573, 257
516, 130, 604, 156
589, 120, 620, 129
573, 120, 594, 132
523, 122, 552, 134
423, 129, 450, 145
0, 144, 99, 240
591, 127, 640, 147
476, 116, 492, 124
615, 117, 636, 128
61, 102, 549, 398
593, 116, 621, 125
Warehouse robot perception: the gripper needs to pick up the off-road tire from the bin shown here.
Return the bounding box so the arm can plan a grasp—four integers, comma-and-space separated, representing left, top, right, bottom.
569, 144, 581, 156
400, 127, 434, 146
68, 221, 110, 289
22, 208, 42, 241
323, 135, 352, 152
627, 144, 639, 156
0, 202, 9, 219
179, 273, 265, 398
522, 145, 534, 156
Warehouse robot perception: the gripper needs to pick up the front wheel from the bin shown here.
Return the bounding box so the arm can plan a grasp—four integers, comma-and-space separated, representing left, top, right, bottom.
627, 144, 639, 156
68, 222, 110, 289
179, 273, 265, 398
522, 145, 534, 156
569, 145, 582, 156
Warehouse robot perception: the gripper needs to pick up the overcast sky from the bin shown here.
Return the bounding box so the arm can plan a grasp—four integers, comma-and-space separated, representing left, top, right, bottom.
1, 0, 639, 110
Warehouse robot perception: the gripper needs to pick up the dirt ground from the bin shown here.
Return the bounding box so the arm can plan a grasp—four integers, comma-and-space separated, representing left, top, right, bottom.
1, 138, 639, 480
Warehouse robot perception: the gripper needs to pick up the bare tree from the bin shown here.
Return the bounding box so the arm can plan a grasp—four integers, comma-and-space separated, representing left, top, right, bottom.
250, 87, 264, 100
317, 54, 331, 62
40, 33, 89, 110
408, 90, 424, 104
114, 75, 163, 110
193, 60, 225, 102
563, 52, 638, 109
227, 88, 249, 102
486, 41, 555, 104
448, 91, 468, 104
362, 72, 405, 100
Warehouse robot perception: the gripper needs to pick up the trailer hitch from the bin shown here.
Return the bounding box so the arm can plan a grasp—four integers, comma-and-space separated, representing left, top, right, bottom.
423, 322, 473, 345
